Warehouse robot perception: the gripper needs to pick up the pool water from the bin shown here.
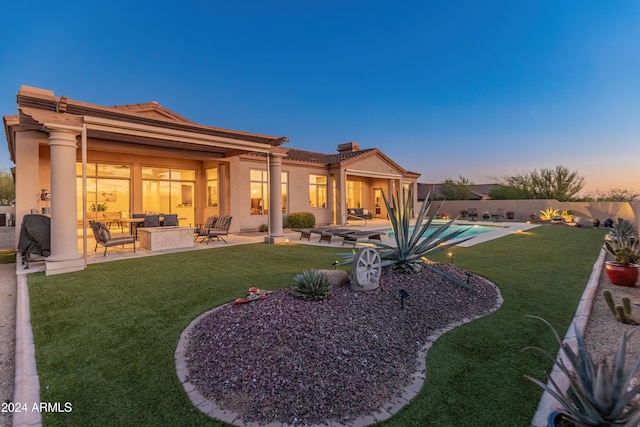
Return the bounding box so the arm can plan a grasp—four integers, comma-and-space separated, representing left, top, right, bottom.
382, 221, 502, 240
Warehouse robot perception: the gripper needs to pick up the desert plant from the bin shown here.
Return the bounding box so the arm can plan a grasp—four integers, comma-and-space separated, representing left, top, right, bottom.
337, 187, 472, 288
286, 212, 315, 229
602, 290, 638, 325
258, 224, 268, 232
605, 219, 640, 266
540, 207, 560, 220
524, 315, 640, 426
290, 270, 330, 301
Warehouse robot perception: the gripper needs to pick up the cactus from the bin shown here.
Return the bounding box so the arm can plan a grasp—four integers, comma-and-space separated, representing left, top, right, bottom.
602, 290, 639, 325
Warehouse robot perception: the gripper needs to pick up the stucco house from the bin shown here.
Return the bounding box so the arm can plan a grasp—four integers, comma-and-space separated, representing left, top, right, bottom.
3, 85, 419, 275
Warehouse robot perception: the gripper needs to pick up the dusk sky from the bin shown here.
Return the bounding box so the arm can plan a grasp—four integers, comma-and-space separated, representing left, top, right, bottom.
1, 1, 639, 195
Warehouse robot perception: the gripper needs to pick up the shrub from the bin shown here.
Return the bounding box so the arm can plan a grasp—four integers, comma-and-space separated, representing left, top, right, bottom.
258, 224, 268, 232
290, 270, 330, 301
286, 212, 315, 228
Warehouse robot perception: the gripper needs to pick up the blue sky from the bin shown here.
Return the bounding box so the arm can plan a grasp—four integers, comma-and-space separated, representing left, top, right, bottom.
1, 1, 639, 194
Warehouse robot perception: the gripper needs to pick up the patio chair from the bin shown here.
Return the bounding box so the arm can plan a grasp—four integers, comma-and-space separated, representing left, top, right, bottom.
90, 221, 136, 256
130, 213, 146, 239
468, 208, 478, 221
194, 216, 217, 241
162, 214, 178, 226
200, 216, 232, 244
143, 214, 160, 228
492, 208, 505, 222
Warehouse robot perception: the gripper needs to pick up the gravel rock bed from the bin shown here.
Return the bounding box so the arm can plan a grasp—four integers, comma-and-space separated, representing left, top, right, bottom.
185, 263, 500, 426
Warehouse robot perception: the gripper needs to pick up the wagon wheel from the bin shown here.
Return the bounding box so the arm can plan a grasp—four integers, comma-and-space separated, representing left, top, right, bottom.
352, 247, 381, 290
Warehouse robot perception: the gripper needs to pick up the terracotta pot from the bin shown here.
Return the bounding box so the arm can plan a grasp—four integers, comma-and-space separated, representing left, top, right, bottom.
605, 261, 639, 287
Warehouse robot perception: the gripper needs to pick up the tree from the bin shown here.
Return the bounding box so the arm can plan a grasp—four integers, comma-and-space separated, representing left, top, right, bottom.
440, 176, 475, 200
0, 170, 15, 206
495, 165, 584, 202
489, 185, 529, 200
581, 188, 640, 202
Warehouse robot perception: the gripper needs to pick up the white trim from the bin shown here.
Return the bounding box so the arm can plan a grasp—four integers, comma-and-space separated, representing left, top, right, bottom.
345, 168, 403, 179
82, 116, 272, 153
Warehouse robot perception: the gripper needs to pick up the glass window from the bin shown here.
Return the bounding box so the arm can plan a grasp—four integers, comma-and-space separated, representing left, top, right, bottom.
250, 169, 268, 215
347, 180, 363, 209
281, 172, 288, 214
309, 175, 327, 208
206, 168, 218, 208
142, 166, 195, 226
76, 162, 131, 225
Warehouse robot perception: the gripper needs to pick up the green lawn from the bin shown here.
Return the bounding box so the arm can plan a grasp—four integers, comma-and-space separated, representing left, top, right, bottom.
28, 225, 607, 426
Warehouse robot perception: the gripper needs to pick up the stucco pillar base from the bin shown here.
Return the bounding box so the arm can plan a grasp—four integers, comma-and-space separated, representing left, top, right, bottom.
45, 256, 85, 276
264, 236, 288, 244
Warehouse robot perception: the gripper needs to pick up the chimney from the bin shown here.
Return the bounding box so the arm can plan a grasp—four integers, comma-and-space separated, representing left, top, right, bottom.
337, 142, 360, 153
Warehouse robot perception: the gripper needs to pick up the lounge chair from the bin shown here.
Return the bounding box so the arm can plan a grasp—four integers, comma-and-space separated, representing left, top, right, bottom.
468, 208, 478, 221
292, 227, 336, 241
318, 228, 356, 243
341, 231, 383, 246
90, 221, 136, 256
347, 208, 373, 221
194, 216, 217, 241
199, 216, 232, 244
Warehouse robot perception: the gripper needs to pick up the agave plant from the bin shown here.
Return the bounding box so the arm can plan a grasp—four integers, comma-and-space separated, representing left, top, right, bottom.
605, 219, 640, 266
290, 269, 331, 301
540, 207, 561, 220
524, 316, 640, 426
337, 187, 473, 288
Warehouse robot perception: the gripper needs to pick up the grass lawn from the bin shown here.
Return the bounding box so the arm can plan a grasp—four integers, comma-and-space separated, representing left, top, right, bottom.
28, 225, 607, 426
0, 250, 16, 264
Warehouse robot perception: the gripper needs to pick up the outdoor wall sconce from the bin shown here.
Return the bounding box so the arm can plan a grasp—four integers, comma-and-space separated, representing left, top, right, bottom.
40, 189, 51, 201
399, 289, 409, 309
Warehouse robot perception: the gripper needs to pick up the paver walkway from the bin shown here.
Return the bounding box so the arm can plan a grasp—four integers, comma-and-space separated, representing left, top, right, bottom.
0, 227, 16, 427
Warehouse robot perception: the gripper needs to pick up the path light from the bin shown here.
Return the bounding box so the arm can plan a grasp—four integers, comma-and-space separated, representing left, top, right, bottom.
465, 272, 472, 284
399, 289, 410, 309
332, 260, 339, 269
448, 252, 454, 264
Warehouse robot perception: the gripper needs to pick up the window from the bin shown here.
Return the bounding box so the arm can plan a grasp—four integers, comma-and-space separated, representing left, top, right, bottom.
347, 180, 363, 209
76, 162, 130, 226
142, 167, 195, 226
309, 175, 327, 208
281, 172, 288, 214
206, 168, 218, 208
250, 169, 268, 215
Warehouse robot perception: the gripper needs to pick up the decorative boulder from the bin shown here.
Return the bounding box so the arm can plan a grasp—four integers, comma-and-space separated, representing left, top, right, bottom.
317, 269, 349, 287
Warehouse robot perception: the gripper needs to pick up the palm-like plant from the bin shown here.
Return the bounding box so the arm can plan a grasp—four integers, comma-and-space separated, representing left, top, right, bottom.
524, 316, 640, 426
338, 187, 473, 288
605, 218, 640, 266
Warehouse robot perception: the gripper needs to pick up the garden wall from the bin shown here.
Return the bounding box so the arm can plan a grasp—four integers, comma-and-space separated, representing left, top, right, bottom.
436, 200, 638, 225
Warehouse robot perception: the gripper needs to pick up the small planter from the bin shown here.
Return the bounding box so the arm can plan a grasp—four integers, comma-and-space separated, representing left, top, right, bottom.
605, 261, 639, 287
506, 211, 515, 220
548, 410, 580, 426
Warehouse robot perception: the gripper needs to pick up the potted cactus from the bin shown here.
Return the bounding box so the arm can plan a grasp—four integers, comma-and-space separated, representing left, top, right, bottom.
604, 218, 640, 287
524, 316, 640, 427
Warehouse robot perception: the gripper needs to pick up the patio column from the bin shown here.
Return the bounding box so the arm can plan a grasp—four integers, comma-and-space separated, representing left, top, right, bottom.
266, 152, 285, 243
45, 124, 85, 275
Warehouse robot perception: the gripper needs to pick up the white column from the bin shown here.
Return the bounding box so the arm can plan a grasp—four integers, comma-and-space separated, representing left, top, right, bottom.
267, 152, 285, 243
45, 125, 85, 275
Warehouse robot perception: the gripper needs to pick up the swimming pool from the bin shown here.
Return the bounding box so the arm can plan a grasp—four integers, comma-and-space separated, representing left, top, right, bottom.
380, 221, 504, 240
